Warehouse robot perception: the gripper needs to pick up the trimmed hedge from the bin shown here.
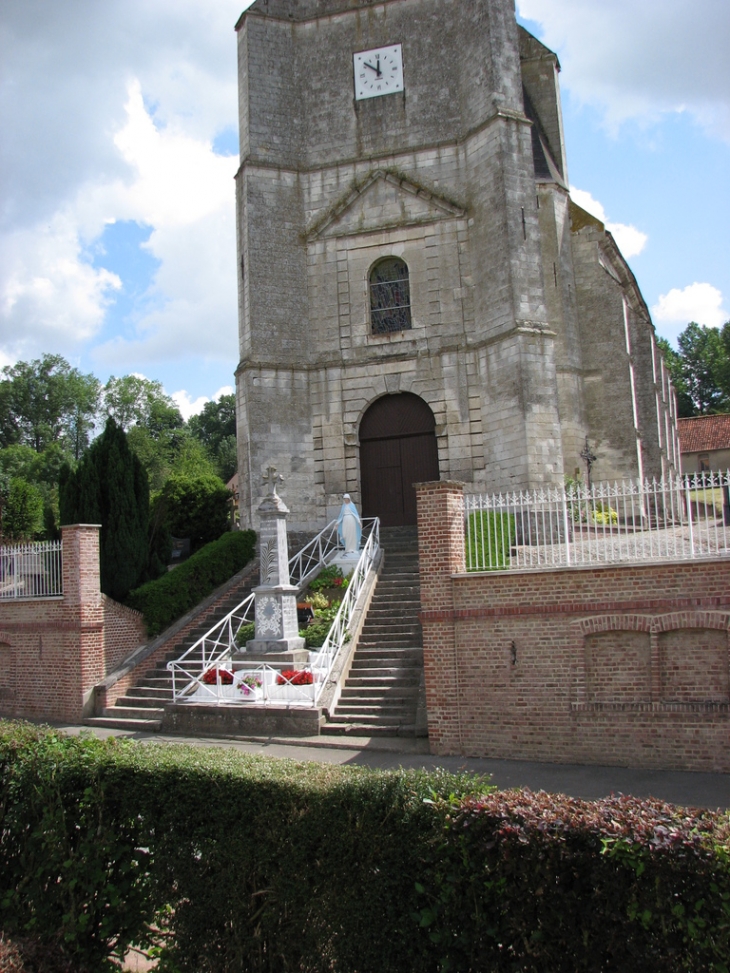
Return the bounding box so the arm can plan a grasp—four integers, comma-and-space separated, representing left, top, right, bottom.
126, 529, 256, 636
1, 722, 729, 973
420, 789, 730, 972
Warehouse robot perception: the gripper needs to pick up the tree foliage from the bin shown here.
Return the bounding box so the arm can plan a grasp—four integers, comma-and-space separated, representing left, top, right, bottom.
188, 393, 237, 481
0, 354, 99, 456
102, 374, 183, 433
155, 473, 232, 552
658, 321, 730, 417
0, 478, 45, 541
0, 356, 239, 551
59, 418, 150, 601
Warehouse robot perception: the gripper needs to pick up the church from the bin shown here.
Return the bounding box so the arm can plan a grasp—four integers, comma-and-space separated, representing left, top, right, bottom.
233, 0, 679, 533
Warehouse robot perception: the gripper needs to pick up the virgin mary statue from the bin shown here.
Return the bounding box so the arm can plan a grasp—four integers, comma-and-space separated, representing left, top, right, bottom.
337, 494, 362, 555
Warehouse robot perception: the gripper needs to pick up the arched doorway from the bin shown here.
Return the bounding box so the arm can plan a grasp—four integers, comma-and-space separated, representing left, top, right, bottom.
359, 393, 440, 526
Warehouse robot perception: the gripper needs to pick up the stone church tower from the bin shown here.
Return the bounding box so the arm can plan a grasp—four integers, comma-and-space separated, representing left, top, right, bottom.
234, 0, 678, 532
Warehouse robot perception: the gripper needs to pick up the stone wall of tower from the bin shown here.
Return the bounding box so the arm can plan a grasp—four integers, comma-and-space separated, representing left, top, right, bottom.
235, 0, 676, 532
236, 0, 568, 531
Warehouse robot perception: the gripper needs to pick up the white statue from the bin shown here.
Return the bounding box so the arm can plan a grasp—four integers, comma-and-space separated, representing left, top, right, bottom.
337, 493, 362, 556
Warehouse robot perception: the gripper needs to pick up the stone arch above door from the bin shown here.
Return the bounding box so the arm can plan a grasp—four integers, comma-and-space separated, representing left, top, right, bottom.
359, 393, 439, 527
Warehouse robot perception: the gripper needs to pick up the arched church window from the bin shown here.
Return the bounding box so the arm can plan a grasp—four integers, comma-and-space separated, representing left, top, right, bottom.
369, 258, 412, 334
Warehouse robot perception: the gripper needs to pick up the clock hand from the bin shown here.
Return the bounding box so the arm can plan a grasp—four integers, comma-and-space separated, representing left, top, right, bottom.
363, 61, 379, 74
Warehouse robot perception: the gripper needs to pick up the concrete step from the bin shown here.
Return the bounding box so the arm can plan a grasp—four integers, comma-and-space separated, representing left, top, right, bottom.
84, 716, 162, 732
340, 689, 419, 703
357, 643, 422, 653
127, 686, 175, 700
351, 661, 422, 674
114, 695, 169, 709
344, 674, 419, 687
335, 703, 414, 716
108, 704, 166, 720
322, 721, 417, 737
358, 632, 422, 642
345, 665, 419, 678
138, 675, 174, 688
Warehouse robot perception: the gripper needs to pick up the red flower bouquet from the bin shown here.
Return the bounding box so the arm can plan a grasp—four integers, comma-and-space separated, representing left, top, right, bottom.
276, 669, 314, 686
202, 668, 234, 685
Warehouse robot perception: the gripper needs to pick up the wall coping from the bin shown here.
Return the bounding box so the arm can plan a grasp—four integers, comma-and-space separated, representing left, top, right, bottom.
453, 555, 730, 580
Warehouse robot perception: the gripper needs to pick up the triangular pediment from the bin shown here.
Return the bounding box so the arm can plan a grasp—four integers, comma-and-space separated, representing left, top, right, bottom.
307, 170, 466, 241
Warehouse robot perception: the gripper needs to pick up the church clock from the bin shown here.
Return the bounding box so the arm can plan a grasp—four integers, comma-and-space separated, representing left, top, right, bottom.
354, 45, 404, 100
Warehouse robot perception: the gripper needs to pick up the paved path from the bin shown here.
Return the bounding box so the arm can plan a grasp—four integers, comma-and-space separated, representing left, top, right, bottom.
52, 723, 730, 810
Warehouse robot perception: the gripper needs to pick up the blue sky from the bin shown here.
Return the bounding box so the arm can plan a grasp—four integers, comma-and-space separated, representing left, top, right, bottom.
1, 0, 728, 417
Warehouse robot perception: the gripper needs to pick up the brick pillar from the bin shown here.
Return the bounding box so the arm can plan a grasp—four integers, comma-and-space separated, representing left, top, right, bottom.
61, 525, 104, 720
415, 481, 465, 755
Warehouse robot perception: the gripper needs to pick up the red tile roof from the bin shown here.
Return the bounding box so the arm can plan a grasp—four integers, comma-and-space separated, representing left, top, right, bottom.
677, 415, 730, 453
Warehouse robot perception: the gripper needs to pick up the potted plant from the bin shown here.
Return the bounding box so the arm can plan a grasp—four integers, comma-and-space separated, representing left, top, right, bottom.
236, 672, 263, 701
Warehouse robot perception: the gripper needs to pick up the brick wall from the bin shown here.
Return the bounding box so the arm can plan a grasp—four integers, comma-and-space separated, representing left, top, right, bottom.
416, 481, 730, 772
0, 525, 146, 723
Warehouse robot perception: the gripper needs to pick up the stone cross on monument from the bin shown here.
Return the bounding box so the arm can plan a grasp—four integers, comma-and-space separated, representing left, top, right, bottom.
234, 466, 307, 664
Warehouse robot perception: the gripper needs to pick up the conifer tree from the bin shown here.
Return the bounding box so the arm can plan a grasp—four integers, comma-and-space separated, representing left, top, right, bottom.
59, 418, 149, 601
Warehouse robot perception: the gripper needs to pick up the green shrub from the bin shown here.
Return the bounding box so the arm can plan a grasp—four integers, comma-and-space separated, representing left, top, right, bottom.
592, 501, 619, 525
300, 619, 332, 647
465, 510, 515, 570
0, 723, 157, 972
234, 621, 255, 648
1, 723, 729, 973
155, 473, 232, 552
126, 529, 256, 637
419, 788, 730, 972
0, 722, 483, 973
309, 564, 348, 592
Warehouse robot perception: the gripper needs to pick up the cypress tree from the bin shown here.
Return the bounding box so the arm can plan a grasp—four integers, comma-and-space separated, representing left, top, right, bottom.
59, 418, 149, 601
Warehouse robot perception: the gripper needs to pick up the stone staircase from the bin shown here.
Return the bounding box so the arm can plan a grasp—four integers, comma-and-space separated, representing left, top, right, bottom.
84, 528, 424, 740
322, 526, 424, 737
84, 575, 258, 733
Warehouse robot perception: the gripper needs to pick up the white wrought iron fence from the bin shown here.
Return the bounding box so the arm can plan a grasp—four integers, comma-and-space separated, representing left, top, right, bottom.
465, 471, 730, 571
168, 518, 380, 706
0, 541, 63, 599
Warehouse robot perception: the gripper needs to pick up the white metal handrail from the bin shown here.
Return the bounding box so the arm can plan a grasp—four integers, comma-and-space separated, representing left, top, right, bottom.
310, 518, 380, 704
0, 541, 63, 599
167, 517, 380, 705
167, 592, 255, 702
289, 520, 340, 589
465, 471, 730, 571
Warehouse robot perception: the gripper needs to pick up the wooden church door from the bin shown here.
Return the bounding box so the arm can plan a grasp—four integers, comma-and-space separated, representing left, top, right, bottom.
359, 393, 440, 526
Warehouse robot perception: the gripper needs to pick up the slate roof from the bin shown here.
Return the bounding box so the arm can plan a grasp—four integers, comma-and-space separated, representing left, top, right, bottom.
677, 415, 730, 453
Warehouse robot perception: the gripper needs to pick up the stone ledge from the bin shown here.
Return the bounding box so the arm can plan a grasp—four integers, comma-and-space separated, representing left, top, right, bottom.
161, 702, 322, 738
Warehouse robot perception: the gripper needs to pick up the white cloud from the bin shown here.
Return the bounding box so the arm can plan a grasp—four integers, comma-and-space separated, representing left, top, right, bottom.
517, 0, 730, 141
110, 81, 235, 227
570, 188, 648, 259
0, 0, 249, 377
0, 211, 121, 359
172, 384, 234, 420
652, 283, 729, 329
0, 78, 238, 368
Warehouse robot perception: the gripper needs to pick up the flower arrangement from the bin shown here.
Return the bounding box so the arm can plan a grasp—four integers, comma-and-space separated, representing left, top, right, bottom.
202, 668, 234, 685
238, 674, 263, 696
276, 669, 314, 686
309, 565, 350, 592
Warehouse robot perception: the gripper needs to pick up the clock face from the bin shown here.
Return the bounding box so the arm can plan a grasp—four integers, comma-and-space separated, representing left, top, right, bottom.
354, 45, 404, 101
